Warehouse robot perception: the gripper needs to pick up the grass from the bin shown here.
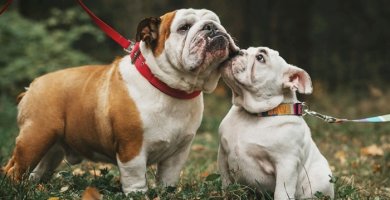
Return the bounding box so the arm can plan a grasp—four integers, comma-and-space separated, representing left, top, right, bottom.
0, 84, 389, 199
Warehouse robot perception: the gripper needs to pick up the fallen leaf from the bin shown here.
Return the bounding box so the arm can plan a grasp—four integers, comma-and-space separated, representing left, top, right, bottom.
37, 184, 45, 191
82, 186, 102, 200
60, 186, 69, 193
98, 163, 112, 170
89, 169, 101, 176
73, 168, 85, 176
372, 163, 382, 173
48, 197, 60, 200
382, 143, 390, 150
360, 144, 384, 157
351, 160, 359, 169
214, 85, 227, 97
334, 150, 347, 165
200, 171, 209, 178
191, 144, 206, 151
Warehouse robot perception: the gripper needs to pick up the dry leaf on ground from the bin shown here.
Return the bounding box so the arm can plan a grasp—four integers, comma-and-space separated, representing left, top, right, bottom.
72, 168, 85, 176
334, 150, 347, 165
360, 144, 384, 157
82, 186, 102, 200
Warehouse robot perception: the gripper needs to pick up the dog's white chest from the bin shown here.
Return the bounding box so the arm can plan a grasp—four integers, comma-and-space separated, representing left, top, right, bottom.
119, 57, 203, 164
141, 100, 202, 164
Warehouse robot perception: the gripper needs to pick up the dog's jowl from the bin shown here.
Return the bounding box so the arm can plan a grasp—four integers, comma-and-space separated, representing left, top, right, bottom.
218, 47, 334, 199
2, 8, 238, 194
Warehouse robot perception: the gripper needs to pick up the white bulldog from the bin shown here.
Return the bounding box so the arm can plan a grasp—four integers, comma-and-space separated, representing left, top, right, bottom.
3, 8, 238, 194
218, 47, 334, 199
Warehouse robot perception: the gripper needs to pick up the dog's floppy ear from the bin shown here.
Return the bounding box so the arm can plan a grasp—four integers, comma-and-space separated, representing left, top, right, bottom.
282, 65, 313, 94
136, 17, 161, 48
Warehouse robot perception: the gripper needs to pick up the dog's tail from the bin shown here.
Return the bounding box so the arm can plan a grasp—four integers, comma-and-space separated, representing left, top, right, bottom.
16, 92, 26, 104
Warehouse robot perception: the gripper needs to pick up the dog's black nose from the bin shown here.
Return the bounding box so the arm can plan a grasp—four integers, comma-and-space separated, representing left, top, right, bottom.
203, 23, 218, 37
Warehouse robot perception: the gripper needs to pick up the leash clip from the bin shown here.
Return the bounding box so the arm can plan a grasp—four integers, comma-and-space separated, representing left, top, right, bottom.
302, 103, 342, 123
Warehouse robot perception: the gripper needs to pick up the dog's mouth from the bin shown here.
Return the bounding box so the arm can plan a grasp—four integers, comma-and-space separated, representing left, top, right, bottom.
227, 47, 240, 60
218, 49, 242, 72
205, 32, 229, 52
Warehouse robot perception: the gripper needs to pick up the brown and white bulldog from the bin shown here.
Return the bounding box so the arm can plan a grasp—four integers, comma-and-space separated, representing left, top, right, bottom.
3, 8, 238, 194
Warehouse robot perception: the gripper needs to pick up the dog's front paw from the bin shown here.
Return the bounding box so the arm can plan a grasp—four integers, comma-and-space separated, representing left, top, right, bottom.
123, 184, 148, 196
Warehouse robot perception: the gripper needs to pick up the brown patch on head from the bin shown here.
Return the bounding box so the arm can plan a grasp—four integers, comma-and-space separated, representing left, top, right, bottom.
136, 17, 161, 48
135, 11, 176, 56
154, 11, 176, 56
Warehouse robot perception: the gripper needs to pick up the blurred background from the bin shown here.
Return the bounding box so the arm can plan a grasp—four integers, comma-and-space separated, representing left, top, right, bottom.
1, 1, 390, 140
1, 0, 389, 96
0, 1, 389, 197
2, 0, 390, 134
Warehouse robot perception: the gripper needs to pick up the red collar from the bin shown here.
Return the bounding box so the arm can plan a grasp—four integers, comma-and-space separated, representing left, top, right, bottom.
130, 43, 201, 99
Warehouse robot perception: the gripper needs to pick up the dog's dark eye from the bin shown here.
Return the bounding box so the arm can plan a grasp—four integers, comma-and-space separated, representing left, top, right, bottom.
256, 54, 265, 63
178, 24, 192, 32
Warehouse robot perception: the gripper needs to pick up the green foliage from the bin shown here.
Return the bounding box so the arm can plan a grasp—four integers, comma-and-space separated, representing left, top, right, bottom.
0, 96, 17, 157
2, 171, 365, 199
0, 8, 104, 96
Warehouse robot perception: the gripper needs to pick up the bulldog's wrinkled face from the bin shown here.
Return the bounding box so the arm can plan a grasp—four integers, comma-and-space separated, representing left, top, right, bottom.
136, 9, 239, 93
169, 9, 236, 71
220, 47, 313, 113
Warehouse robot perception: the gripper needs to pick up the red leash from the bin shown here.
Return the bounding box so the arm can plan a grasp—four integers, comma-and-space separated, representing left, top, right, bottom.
2, 0, 201, 99
76, 0, 132, 50
0, 0, 13, 15
77, 0, 201, 99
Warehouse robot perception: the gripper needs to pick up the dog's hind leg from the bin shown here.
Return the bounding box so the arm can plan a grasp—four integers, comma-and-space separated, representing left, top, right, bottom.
3, 121, 61, 181
29, 142, 64, 182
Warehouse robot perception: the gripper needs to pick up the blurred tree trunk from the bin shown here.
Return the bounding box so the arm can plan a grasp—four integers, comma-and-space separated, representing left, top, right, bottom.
241, 0, 254, 48
268, 0, 312, 70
